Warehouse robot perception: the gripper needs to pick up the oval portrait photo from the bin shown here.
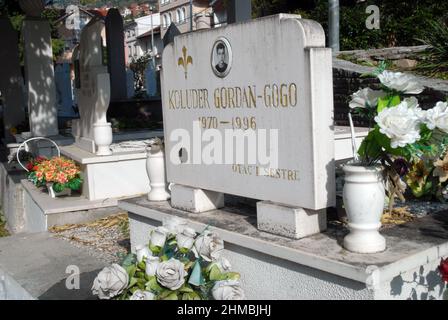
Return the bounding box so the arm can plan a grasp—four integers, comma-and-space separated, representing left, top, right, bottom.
211, 37, 232, 78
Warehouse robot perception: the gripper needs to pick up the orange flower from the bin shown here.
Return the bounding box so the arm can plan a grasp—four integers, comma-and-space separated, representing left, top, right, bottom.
56, 172, 68, 184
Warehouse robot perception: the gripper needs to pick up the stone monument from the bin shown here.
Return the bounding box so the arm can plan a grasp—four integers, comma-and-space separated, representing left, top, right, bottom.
22, 7, 59, 137
105, 8, 127, 102
0, 16, 26, 141
73, 17, 112, 156
161, 14, 335, 238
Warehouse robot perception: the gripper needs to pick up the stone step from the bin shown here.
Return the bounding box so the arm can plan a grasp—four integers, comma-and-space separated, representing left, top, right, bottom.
0, 232, 107, 300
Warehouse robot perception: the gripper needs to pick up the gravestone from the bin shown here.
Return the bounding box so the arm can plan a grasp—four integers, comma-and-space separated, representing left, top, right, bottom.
162, 23, 181, 47
161, 14, 335, 238
55, 63, 76, 118
105, 8, 127, 102
22, 18, 59, 137
145, 62, 158, 97
73, 18, 112, 156
0, 16, 26, 141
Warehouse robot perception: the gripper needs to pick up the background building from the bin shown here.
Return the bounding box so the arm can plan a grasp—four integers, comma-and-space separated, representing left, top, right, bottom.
124, 13, 163, 66
159, 0, 226, 39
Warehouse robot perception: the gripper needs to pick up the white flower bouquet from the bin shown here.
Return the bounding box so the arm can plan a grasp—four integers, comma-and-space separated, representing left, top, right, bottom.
92, 217, 245, 300
349, 62, 448, 205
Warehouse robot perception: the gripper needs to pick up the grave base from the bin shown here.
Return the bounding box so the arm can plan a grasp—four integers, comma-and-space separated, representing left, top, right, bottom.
61, 145, 150, 201
257, 201, 327, 239
170, 184, 224, 213
119, 196, 448, 300
21, 180, 125, 233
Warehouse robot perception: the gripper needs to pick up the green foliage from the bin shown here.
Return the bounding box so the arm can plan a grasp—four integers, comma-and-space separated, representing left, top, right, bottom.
415, 19, 448, 77
255, 0, 448, 50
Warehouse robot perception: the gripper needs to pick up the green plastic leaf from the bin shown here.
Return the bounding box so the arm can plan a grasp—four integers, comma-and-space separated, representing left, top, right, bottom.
223, 272, 241, 281
66, 177, 82, 191
125, 265, 137, 278
158, 289, 177, 300
121, 253, 136, 267
208, 265, 223, 281
188, 260, 206, 286
149, 245, 161, 255
163, 292, 178, 300
148, 277, 163, 292
377, 95, 400, 113
127, 277, 138, 289
137, 261, 146, 270
52, 183, 65, 193
179, 285, 194, 293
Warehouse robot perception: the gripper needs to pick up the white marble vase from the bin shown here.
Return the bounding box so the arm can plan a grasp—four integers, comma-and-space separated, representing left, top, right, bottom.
146, 145, 170, 201
93, 123, 113, 156
342, 163, 386, 253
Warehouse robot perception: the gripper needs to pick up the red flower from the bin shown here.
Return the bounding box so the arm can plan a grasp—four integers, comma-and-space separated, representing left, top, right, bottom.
439, 258, 448, 283
26, 162, 33, 171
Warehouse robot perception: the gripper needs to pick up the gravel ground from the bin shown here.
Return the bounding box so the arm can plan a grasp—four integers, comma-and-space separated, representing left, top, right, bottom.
49, 212, 131, 264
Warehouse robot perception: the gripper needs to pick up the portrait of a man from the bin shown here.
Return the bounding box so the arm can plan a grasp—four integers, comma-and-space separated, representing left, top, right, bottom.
215, 43, 228, 73
211, 37, 232, 77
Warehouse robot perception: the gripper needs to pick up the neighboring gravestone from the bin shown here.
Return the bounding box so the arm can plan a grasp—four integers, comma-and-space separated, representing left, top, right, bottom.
22, 18, 59, 137
126, 68, 135, 99
73, 18, 112, 155
163, 23, 181, 47
162, 14, 335, 238
145, 62, 158, 97
55, 63, 76, 118
0, 16, 26, 141
105, 8, 127, 102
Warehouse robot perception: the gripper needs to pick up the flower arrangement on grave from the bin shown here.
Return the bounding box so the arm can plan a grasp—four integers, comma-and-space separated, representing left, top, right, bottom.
91, 217, 245, 300
342, 63, 448, 253
27, 156, 83, 193
349, 63, 448, 208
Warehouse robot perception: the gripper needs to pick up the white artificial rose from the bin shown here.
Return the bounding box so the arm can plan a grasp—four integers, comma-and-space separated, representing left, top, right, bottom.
424, 101, 448, 133
145, 256, 160, 277
150, 226, 168, 248
194, 231, 224, 262
377, 70, 424, 94
349, 88, 386, 109
92, 264, 129, 299
212, 280, 245, 300
374, 100, 421, 148
129, 290, 155, 300
156, 258, 186, 290
162, 216, 188, 235
404, 96, 426, 121
176, 227, 196, 251
216, 257, 232, 273
135, 245, 152, 263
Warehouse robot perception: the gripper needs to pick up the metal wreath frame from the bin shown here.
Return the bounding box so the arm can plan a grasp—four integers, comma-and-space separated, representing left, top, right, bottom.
16, 137, 61, 172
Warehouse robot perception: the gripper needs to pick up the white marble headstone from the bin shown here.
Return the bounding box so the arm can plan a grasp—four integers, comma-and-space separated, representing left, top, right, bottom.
162, 14, 335, 210
74, 18, 111, 153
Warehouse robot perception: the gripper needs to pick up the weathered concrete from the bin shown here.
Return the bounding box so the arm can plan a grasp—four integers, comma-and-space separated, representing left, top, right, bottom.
0, 162, 27, 233
22, 180, 125, 233
0, 232, 107, 299
120, 196, 448, 299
